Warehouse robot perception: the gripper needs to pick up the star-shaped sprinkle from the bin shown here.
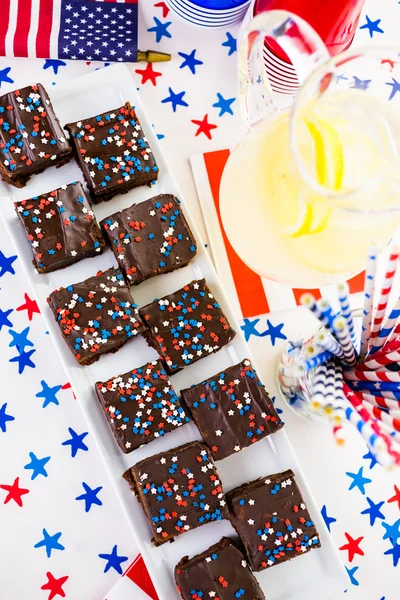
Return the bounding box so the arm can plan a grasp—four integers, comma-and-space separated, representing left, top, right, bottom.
34, 529, 65, 558
43, 59, 67, 74
362, 449, 378, 469
178, 49, 203, 74
360, 496, 385, 526
222, 32, 237, 56
388, 484, 400, 509
345, 565, 359, 586
135, 62, 162, 86
62, 427, 89, 457
386, 78, 400, 101
0, 477, 29, 507
321, 504, 337, 532
359, 15, 384, 37
161, 87, 188, 112
382, 519, 400, 544
384, 542, 400, 567
41, 572, 68, 600
76, 482, 103, 512
0, 66, 14, 87
339, 532, 364, 562
0, 402, 15, 433
24, 452, 51, 480
147, 17, 172, 43
8, 327, 34, 354
346, 467, 372, 494
191, 114, 217, 139
261, 319, 287, 346
351, 76, 371, 90
99, 544, 128, 574
9, 348, 36, 374
0, 307, 13, 331
213, 92, 236, 116
36, 380, 63, 408
0, 250, 17, 277
16, 293, 40, 320
240, 318, 263, 342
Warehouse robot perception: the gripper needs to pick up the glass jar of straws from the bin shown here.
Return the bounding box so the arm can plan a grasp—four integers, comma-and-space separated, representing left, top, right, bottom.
277, 243, 400, 470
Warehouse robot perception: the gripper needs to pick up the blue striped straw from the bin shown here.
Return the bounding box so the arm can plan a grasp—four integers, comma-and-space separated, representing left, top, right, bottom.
337, 282, 357, 348
300, 293, 335, 336
315, 331, 345, 360
311, 363, 327, 409
332, 316, 357, 366
345, 380, 400, 392
317, 298, 337, 328
298, 349, 333, 372
360, 242, 379, 359
322, 359, 336, 408
369, 296, 400, 355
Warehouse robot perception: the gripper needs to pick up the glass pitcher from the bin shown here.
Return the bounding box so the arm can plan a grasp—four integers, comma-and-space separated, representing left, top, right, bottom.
220, 11, 400, 288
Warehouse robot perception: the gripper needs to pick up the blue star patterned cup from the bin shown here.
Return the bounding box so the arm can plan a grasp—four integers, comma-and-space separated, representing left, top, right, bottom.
165, 0, 252, 28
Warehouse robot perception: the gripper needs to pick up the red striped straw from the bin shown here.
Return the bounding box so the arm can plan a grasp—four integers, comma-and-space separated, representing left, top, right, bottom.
344, 369, 400, 383
365, 404, 400, 431
360, 242, 379, 359
357, 345, 400, 370
360, 391, 400, 411
369, 246, 399, 341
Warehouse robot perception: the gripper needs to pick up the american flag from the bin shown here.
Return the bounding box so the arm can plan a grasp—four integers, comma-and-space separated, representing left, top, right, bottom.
0, 0, 138, 63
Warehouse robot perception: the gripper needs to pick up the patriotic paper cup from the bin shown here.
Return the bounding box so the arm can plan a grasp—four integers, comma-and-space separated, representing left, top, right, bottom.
166, 0, 252, 27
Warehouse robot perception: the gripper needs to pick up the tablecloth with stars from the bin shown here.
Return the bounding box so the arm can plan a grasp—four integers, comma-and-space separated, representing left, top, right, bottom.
0, 1, 399, 599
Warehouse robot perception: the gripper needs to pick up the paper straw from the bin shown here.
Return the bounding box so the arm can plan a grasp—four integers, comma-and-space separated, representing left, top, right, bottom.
332, 316, 357, 366
345, 379, 400, 392
317, 298, 337, 328
357, 347, 400, 371
360, 242, 379, 359
369, 296, 400, 355
344, 369, 400, 383
323, 360, 336, 407
300, 293, 335, 335
364, 404, 400, 432
310, 363, 327, 410
337, 282, 357, 347
315, 331, 345, 360
370, 246, 399, 341
360, 391, 400, 411
298, 350, 333, 372
332, 423, 346, 445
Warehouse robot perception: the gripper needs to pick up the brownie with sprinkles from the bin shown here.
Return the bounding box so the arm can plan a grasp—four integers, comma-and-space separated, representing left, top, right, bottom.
139, 279, 236, 375
123, 441, 228, 545
0, 83, 72, 188
226, 470, 321, 572
181, 359, 284, 461
95, 359, 190, 453
100, 194, 197, 285
47, 266, 145, 366
175, 537, 266, 600
15, 181, 105, 273
65, 102, 158, 203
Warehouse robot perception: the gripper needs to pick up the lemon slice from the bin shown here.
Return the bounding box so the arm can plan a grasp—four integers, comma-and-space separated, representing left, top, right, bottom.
305, 116, 345, 191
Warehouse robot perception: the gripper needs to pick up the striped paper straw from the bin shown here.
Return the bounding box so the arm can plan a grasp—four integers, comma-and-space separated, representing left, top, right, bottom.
319, 360, 336, 409
369, 296, 400, 355
360, 242, 379, 359
360, 391, 400, 411
311, 363, 327, 410
345, 379, 400, 395
332, 423, 346, 445
332, 316, 357, 366
364, 404, 400, 431
315, 331, 345, 360
298, 350, 333, 372
369, 246, 399, 341
300, 293, 335, 336
317, 299, 337, 328
357, 347, 400, 371
337, 282, 357, 347
344, 369, 400, 383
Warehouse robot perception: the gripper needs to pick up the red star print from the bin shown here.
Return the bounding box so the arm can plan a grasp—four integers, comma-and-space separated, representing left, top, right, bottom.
0, 477, 30, 507
41, 572, 69, 600
154, 1, 170, 17
388, 484, 400, 509
135, 62, 162, 86
339, 532, 364, 562
191, 114, 218, 140
381, 58, 396, 71
16, 292, 40, 320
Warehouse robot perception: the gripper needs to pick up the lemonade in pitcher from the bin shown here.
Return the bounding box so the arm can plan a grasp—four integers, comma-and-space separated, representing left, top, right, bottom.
220, 12, 400, 287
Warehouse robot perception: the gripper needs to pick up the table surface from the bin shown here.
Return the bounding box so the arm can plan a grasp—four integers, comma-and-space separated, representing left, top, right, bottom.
0, 1, 399, 599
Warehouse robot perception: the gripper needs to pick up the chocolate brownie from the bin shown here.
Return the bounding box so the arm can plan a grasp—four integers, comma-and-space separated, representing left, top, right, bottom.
100, 194, 197, 284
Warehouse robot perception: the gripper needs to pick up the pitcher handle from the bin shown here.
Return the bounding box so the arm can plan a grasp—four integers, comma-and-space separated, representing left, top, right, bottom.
239, 9, 330, 126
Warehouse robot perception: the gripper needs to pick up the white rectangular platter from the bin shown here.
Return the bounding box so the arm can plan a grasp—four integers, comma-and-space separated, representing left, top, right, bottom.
0, 64, 347, 600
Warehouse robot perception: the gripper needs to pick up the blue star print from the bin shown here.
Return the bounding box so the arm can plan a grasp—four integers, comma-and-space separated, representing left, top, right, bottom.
261, 320, 287, 346
359, 15, 384, 38
346, 565, 359, 586
161, 88, 188, 112
0, 308, 13, 331
321, 505, 337, 532
362, 449, 378, 469
24, 452, 51, 480
240, 318, 263, 342
34, 529, 65, 558
360, 497, 385, 526
76, 482, 103, 513
352, 76, 371, 90
213, 93, 236, 116
178, 50, 203, 74
0, 66, 14, 87
8, 327, 34, 354
0, 251, 17, 277
222, 32, 237, 56
62, 427, 89, 458
43, 59, 67, 74
335, 73, 348, 83
147, 17, 172, 43
9, 348, 36, 374
386, 78, 400, 101
346, 467, 372, 494
384, 543, 400, 567
382, 519, 400, 545
99, 545, 128, 574
36, 380, 62, 408
0, 403, 15, 433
